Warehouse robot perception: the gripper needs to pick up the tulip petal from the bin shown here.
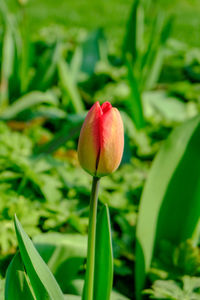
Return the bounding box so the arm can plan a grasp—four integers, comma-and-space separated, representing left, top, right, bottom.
97, 107, 124, 177
78, 102, 101, 176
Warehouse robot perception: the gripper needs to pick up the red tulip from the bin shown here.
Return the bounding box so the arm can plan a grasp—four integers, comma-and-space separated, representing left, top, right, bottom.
78, 101, 124, 177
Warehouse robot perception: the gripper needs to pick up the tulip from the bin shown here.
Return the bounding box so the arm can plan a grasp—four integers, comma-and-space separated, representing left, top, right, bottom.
78, 102, 123, 300
78, 101, 124, 177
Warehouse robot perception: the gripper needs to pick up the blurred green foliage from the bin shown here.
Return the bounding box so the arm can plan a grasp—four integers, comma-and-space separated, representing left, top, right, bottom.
0, 0, 199, 299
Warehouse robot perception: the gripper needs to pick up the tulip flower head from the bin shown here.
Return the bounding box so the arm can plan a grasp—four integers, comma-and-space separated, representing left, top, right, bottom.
78, 101, 124, 177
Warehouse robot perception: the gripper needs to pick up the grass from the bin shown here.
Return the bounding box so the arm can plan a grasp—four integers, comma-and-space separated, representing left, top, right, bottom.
25, 0, 133, 49
7, 0, 200, 48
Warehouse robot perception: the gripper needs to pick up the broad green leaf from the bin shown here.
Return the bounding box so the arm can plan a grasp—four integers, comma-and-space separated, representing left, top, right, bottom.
82, 204, 113, 300
135, 115, 200, 299
14, 215, 65, 300
0, 91, 57, 120
93, 204, 113, 300
57, 59, 84, 113
5, 252, 36, 300
143, 91, 189, 122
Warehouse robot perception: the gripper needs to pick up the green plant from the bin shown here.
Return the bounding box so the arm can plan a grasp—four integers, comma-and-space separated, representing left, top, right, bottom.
135, 115, 200, 299
0, 1, 85, 121
144, 276, 200, 300
3, 101, 129, 300
123, 0, 173, 129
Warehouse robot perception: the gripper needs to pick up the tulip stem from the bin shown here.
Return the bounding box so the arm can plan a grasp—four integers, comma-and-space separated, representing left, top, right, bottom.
84, 176, 100, 300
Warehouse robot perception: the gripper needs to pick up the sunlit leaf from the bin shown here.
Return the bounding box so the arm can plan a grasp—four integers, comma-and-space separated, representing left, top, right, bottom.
14, 215, 65, 300
135, 115, 200, 299
93, 204, 113, 300
5, 252, 36, 300
0, 91, 57, 120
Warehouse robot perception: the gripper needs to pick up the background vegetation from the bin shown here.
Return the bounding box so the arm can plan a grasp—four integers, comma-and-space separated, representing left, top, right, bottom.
0, 0, 200, 299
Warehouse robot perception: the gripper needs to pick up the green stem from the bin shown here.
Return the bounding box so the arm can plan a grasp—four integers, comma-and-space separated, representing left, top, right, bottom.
84, 176, 100, 300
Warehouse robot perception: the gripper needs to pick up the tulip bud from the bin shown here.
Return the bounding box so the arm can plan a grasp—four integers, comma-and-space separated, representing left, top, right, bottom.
78, 101, 124, 177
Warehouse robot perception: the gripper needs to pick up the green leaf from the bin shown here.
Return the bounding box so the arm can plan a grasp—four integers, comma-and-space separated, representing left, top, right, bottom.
144, 276, 200, 300
28, 106, 67, 120
5, 252, 36, 300
38, 43, 62, 90
111, 290, 130, 300
34, 232, 87, 292
123, 0, 139, 62
143, 91, 188, 122
28, 42, 62, 91
0, 91, 58, 120
14, 215, 65, 300
1, 25, 14, 83
19, 20, 32, 94
70, 47, 83, 82
35, 116, 83, 155
0, 23, 15, 107
0, 279, 5, 300
81, 29, 105, 75
135, 115, 200, 299
126, 59, 145, 129
65, 296, 81, 300
93, 204, 113, 300
144, 16, 173, 90
57, 58, 84, 113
